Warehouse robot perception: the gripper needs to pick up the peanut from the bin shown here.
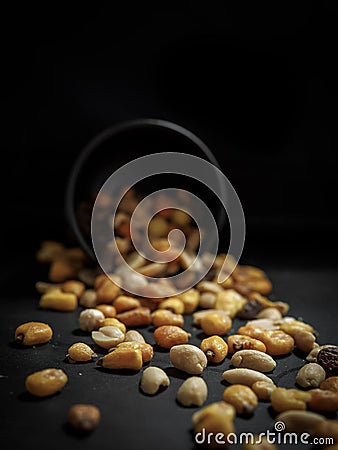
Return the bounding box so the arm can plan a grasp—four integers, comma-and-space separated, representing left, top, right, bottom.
294, 330, 316, 353
91, 326, 125, 349
177, 288, 199, 314
95, 304, 116, 318
257, 307, 282, 321
67, 342, 97, 362
25, 368, 68, 397
62, 280, 85, 297
200, 336, 228, 363
102, 318, 126, 332
158, 298, 185, 315
115, 342, 153, 363
193, 309, 231, 326
199, 292, 216, 309
80, 289, 98, 308
79, 309, 105, 332
170, 344, 207, 374
140, 366, 170, 395
320, 376, 338, 393
124, 330, 145, 344
152, 310, 184, 327
215, 289, 247, 318
96, 276, 121, 303
116, 307, 152, 327
222, 384, 258, 414
230, 350, 276, 373
113, 295, 140, 313
238, 326, 294, 355
68, 404, 100, 432
296, 363, 326, 388
177, 377, 208, 407
154, 326, 191, 349
15, 321, 52, 346
270, 387, 311, 412
275, 410, 325, 433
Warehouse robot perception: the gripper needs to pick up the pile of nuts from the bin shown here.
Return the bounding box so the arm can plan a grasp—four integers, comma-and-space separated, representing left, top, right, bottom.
12, 190, 338, 448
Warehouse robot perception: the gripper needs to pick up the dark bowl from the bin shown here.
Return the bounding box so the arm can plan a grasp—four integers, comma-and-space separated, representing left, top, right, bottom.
65, 118, 226, 261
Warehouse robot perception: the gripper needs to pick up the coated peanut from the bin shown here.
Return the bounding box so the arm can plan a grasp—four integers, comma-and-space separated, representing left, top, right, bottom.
25, 368, 68, 397
178, 289, 199, 314
124, 330, 145, 343
242, 436, 278, 449
238, 326, 294, 355
116, 307, 152, 327
296, 363, 326, 388
158, 298, 185, 315
68, 404, 100, 432
95, 304, 116, 318
113, 295, 140, 312
15, 321, 52, 346
199, 292, 216, 309
102, 318, 126, 333
115, 342, 153, 363
67, 342, 97, 362
215, 289, 247, 318
193, 309, 231, 326
170, 344, 207, 374
177, 377, 208, 406
154, 325, 191, 349
63, 280, 85, 297
223, 384, 258, 414
140, 366, 170, 395
200, 336, 228, 363
97, 347, 143, 370
270, 387, 311, 412
230, 350, 276, 372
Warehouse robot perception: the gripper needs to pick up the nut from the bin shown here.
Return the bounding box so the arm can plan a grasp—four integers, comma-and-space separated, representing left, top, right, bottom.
275, 410, 325, 433
102, 318, 126, 333
25, 368, 68, 397
294, 330, 316, 353
313, 420, 338, 444
115, 342, 153, 363
177, 376, 208, 406
197, 281, 224, 294
296, 363, 326, 388
199, 292, 216, 309
39, 289, 77, 312
227, 335, 266, 353
62, 280, 85, 297
116, 307, 152, 327
67, 342, 97, 362
170, 344, 207, 374
222, 384, 258, 414
96, 276, 121, 303
91, 326, 125, 349
124, 330, 145, 343
140, 366, 170, 395
79, 309, 105, 332
158, 298, 185, 315
245, 319, 279, 330
230, 350, 276, 373
200, 313, 232, 336
306, 344, 336, 362
257, 307, 282, 321
177, 289, 199, 314
320, 376, 338, 393
95, 304, 116, 318
79, 290, 98, 308
215, 289, 247, 318
236, 300, 264, 320
252, 380, 276, 401
152, 310, 184, 327
308, 388, 338, 412
154, 326, 191, 349
97, 347, 143, 370
15, 321, 52, 346
193, 309, 231, 326
49, 259, 79, 283
238, 327, 294, 355
200, 336, 228, 363
222, 368, 274, 386
113, 295, 141, 313
68, 404, 100, 432
270, 387, 311, 412
192, 401, 236, 448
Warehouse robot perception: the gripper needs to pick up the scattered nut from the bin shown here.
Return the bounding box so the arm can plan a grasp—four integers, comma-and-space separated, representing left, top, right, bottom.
79, 290, 98, 308
25, 368, 68, 397
97, 347, 143, 370
222, 368, 274, 387
140, 366, 170, 395
15, 321, 52, 346
152, 309, 184, 327
115, 342, 153, 363
170, 344, 207, 374
317, 346, 338, 377
67, 342, 97, 362
227, 335, 267, 353
177, 377, 208, 406
230, 350, 276, 373
320, 376, 338, 393
95, 304, 116, 318
200, 335, 228, 363
79, 309, 105, 332
270, 387, 311, 412
91, 326, 125, 349
200, 313, 232, 336
154, 326, 191, 349
223, 384, 258, 414
296, 363, 326, 388
308, 388, 338, 412
39, 289, 78, 312
113, 295, 141, 312
252, 380, 276, 401
275, 410, 325, 433
68, 404, 100, 432
116, 307, 152, 327
124, 330, 145, 343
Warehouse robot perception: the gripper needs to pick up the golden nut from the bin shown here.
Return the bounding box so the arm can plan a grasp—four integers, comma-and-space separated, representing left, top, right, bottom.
154, 325, 191, 349
67, 342, 97, 363
222, 384, 258, 414
25, 368, 68, 397
15, 322, 52, 346
200, 313, 232, 336
39, 289, 78, 312
200, 335, 228, 363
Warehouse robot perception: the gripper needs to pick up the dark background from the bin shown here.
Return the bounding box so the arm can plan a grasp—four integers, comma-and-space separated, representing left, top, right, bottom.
1, 2, 337, 264
0, 4, 337, 450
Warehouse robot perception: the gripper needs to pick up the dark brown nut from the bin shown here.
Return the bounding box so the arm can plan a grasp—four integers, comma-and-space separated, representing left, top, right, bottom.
296, 363, 326, 388
95, 304, 116, 318
222, 384, 258, 414
15, 321, 52, 346
68, 404, 100, 432
80, 289, 98, 308
317, 346, 338, 377
113, 295, 141, 313
152, 309, 184, 327
306, 344, 336, 362
62, 280, 85, 297
116, 307, 152, 327
227, 335, 266, 353
154, 326, 191, 349
320, 376, 338, 393
308, 388, 338, 412
236, 300, 264, 320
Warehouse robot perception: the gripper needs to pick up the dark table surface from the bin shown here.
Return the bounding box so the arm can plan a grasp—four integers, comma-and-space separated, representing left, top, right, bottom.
1, 244, 337, 450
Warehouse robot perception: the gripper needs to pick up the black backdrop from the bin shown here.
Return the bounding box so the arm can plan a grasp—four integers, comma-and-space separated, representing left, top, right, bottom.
1, 2, 337, 264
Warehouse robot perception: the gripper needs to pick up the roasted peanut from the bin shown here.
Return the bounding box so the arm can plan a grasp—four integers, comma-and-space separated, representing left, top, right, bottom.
296, 363, 326, 388
140, 366, 170, 394
113, 295, 140, 313
275, 410, 325, 434
215, 289, 247, 318
15, 321, 52, 346
200, 336, 228, 363
200, 313, 232, 336
238, 327, 294, 355
68, 404, 100, 432
102, 318, 126, 332
136, 262, 168, 277
177, 377, 208, 406
270, 387, 311, 412
77, 268, 97, 286
96, 277, 121, 303
222, 368, 274, 386
178, 289, 199, 314
25, 368, 68, 397
39, 289, 77, 312
193, 309, 231, 326
223, 384, 258, 414
230, 350, 276, 373
116, 307, 152, 327
97, 347, 143, 370
152, 309, 184, 327
199, 292, 216, 309
257, 307, 282, 321
192, 401, 236, 448
115, 342, 153, 363
227, 335, 266, 354
308, 388, 338, 412
170, 344, 207, 374
252, 380, 276, 401
95, 304, 116, 318
79, 309, 105, 332
67, 343, 97, 363
124, 330, 145, 343
80, 289, 98, 308
91, 326, 125, 349
62, 280, 85, 297
154, 325, 191, 349
320, 376, 338, 393
158, 298, 185, 315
